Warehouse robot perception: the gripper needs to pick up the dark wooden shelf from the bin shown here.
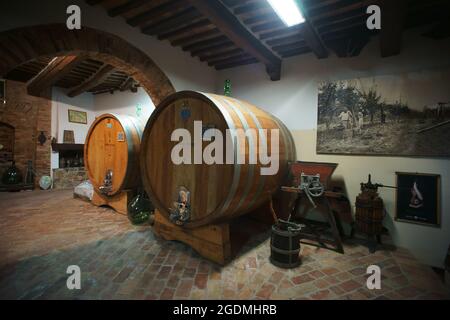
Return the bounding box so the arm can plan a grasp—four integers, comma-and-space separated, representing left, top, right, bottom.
51, 143, 84, 152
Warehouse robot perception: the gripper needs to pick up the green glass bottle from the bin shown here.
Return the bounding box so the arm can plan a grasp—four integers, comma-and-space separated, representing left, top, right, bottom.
127, 189, 154, 225
224, 79, 231, 97
2, 161, 23, 185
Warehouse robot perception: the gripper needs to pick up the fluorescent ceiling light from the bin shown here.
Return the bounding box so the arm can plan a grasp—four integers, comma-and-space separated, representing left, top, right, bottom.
267, 0, 305, 27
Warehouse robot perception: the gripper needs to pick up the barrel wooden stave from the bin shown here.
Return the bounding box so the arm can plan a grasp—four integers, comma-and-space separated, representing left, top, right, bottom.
84, 113, 144, 196
140, 91, 296, 228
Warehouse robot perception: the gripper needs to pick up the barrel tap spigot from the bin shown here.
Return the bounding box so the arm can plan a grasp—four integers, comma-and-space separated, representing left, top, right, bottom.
99, 169, 113, 195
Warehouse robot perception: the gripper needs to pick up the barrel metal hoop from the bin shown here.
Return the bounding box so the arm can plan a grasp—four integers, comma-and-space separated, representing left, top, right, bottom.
279, 120, 296, 160
127, 116, 145, 140
118, 114, 135, 189
270, 245, 301, 255
271, 115, 292, 162
219, 97, 255, 212
202, 93, 240, 214
230, 98, 268, 211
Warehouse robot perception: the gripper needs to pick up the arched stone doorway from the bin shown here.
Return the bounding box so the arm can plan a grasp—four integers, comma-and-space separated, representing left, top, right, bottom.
0, 24, 175, 105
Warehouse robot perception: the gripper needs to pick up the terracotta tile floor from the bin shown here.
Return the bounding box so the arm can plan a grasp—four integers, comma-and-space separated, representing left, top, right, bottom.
0, 190, 448, 300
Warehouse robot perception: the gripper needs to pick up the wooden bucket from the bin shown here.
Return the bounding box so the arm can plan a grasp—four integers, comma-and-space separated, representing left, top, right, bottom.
140, 91, 296, 228
270, 220, 302, 268
84, 113, 144, 196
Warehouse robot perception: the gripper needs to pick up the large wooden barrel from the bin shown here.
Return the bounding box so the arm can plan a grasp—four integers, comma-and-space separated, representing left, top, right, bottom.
84, 113, 144, 196
140, 91, 296, 228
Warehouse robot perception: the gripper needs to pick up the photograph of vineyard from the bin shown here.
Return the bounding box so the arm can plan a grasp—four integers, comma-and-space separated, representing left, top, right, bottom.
316, 69, 450, 157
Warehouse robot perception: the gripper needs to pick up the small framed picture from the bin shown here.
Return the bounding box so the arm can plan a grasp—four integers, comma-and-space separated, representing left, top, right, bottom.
68, 109, 87, 124
395, 172, 441, 227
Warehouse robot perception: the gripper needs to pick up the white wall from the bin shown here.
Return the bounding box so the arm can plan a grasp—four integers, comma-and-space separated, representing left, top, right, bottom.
216, 29, 450, 268
50, 88, 95, 169
93, 87, 154, 121
51, 88, 95, 144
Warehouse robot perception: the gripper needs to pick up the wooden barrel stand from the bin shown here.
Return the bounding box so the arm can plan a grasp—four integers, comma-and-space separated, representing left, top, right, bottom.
152, 199, 279, 265
91, 189, 135, 215
153, 210, 232, 265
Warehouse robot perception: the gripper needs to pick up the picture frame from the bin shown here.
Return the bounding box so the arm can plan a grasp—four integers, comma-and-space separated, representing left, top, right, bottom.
68, 109, 87, 124
395, 172, 441, 227
316, 68, 450, 157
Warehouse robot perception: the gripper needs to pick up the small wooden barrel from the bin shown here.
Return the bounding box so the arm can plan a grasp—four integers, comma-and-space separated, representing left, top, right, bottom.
84, 113, 144, 196
270, 220, 302, 268
140, 91, 296, 228
355, 191, 384, 235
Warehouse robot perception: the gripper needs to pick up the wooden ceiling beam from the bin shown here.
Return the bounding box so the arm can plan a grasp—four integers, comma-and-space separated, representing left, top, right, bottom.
142, 8, 203, 36
222, 0, 252, 8
317, 14, 366, 32
320, 20, 367, 38
279, 47, 311, 58
311, 0, 379, 22
380, 0, 407, 57
206, 52, 247, 65
260, 24, 303, 40
191, 41, 235, 57
215, 57, 258, 70
182, 35, 229, 52
267, 34, 304, 47
158, 19, 211, 40
171, 28, 221, 47
199, 48, 243, 62
108, 0, 149, 17
120, 77, 135, 92
272, 41, 307, 53
68, 64, 115, 97
243, 13, 277, 25
327, 35, 370, 58
27, 55, 85, 97
233, 1, 270, 15
208, 53, 253, 66
251, 21, 285, 33
187, 0, 281, 80
127, 0, 188, 27
299, 21, 329, 59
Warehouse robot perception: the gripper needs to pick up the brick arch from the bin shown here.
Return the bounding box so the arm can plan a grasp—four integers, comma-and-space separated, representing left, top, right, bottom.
0, 24, 175, 105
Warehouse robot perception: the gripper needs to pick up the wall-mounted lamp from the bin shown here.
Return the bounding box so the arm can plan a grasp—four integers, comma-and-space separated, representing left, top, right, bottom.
38, 131, 47, 146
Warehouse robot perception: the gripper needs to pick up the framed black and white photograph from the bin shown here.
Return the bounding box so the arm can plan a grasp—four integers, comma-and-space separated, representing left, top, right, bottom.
316, 68, 450, 157
395, 172, 441, 227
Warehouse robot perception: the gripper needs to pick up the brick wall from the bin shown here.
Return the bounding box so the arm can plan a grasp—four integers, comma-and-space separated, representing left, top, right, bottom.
0, 80, 51, 185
